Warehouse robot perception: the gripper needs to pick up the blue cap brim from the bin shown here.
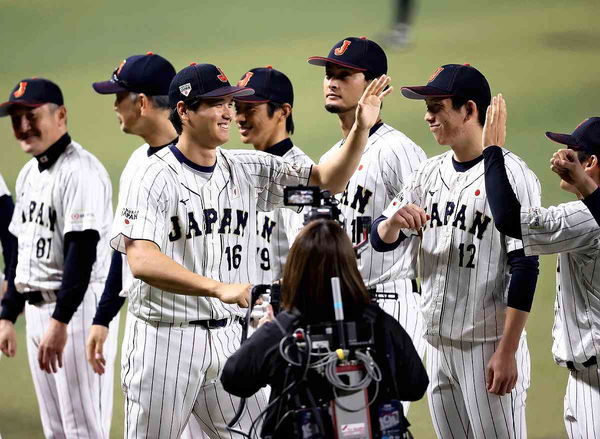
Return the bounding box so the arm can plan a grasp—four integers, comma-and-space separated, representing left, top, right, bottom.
0, 100, 45, 117
92, 81, 129, 94
545, 132, 580, 148
401, 86, 454, 100
307, 56, 367, 71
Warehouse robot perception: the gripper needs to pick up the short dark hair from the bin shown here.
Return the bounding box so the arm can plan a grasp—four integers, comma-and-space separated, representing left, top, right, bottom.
364, 70, 380, 81
147, 95, 170, 110
451, 95, 489, 127
266, 102, 294, 134
168, 98, 204, 135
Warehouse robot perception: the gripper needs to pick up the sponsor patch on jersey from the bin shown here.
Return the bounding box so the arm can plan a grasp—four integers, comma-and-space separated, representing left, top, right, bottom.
179, 83, 192, 97
528, 207, 544, 229
121, 207, 139, 221
70, 211, 94, 223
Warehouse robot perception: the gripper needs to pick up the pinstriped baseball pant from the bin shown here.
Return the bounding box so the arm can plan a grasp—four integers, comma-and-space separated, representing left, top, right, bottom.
564, 365, 600, 438
426, 334, 530, 439
122, 314, 267, 439
25, 283, 119, 439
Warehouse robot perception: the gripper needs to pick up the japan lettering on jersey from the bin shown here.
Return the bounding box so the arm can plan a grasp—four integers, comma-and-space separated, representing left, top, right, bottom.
8, 142, 112, 292
383, 148, 541, 342
320, 124, 426, 289
520, 200, 600, 366
255, 145, 314, 284
111, 146, 311, 323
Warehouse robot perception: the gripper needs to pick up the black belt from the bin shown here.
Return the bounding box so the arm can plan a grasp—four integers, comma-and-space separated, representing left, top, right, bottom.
24, 291, 57, 305
368, 279, 419, 302
566, 356, 597, 371
189, 316, 242, 329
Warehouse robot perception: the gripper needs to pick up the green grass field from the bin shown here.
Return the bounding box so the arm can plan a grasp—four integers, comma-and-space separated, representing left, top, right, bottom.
0, 0, 599, 437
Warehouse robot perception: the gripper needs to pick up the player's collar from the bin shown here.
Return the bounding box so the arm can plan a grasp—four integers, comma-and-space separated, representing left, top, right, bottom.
369, 121, 384, 137
35, 133, 71, 172
169, 144, 216, 173
452, 154, 484, 172
264, 138, 293, 157
147, 137, 178, 157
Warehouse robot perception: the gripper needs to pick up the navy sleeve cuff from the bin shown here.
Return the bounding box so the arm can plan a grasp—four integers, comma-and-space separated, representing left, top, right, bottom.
582, 187, 600, 227
506, 249, 539, 313
51, 230, 99, 324
92, 250, 125, 327
370, 215, 407, 252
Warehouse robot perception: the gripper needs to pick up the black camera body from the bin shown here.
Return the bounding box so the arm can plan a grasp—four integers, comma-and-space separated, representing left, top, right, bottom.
284, 185, 343, 225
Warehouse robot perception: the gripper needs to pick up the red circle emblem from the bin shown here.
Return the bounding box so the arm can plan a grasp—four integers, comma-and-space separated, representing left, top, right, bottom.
392, 201, 398, 206
475, 189, 481, 196
124, 219, 130, 224
358, 165, 364, 171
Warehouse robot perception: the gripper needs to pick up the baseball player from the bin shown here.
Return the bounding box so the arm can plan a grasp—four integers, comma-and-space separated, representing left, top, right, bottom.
234, 66, 314, 284
0, 172, 17, 299
482, 104, 600, 438
110, 63, 391, 438
88, 52, 207, 439
309, 35, 427, 412
371, 65, 542, 438
0, 78, 116, 438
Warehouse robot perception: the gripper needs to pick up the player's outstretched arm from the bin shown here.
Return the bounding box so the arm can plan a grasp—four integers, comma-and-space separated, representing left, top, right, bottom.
310, 75, 393, 194
125, 238, 250, 307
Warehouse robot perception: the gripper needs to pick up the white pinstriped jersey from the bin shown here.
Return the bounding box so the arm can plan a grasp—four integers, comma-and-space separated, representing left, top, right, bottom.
320, 123, 426, 289
383, 148, 541, 342
8, 141, 112, 292
521, 201, 600, 366
255, 144, 314, 284
0, 173, 10, 197
111, 145, 312, 323
113, 144, 153, 296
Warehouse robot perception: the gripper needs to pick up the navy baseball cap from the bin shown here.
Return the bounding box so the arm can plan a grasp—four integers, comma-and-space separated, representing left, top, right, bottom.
92, 52, 176, 95
308, 36, 387, 77
546, 117, 600, 156
401, 64, 491, 105
168, 63, 254, 109
0, 78, 63, 117
234, 66, 294, 106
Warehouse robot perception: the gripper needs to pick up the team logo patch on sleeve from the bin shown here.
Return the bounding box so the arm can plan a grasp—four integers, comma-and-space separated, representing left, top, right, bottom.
179, 83, 192, 97
528, 207, 544, 229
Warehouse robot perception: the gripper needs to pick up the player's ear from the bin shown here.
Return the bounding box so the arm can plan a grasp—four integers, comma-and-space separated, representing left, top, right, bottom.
464, 100, 477, 123
56, 105, 68, 127
176, 101, 188, 119
587, 155, 599, 170
138, 94, 149, 114
280, 103, 292, 121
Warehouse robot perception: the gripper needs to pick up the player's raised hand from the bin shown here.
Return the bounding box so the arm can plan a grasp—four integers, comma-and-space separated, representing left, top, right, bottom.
38, 319, 68, 374
551, 148, 599, 197
482, 94, 507, 148
0, 320, 17, 357
486, 348, 518, 396
215, 283, 252, 308
355, 75, 393, 131
87, 325, 109, 375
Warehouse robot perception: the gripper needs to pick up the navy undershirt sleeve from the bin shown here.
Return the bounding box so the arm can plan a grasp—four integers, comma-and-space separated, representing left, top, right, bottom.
0, 194, 17, 278
482, 146, 522, 239
0, 240, 24, 323
52, 230, 99, 324
506, 249, 539, 313
92, 250, 125, 327
370, 215, 408, 252
582, 187, 600, 227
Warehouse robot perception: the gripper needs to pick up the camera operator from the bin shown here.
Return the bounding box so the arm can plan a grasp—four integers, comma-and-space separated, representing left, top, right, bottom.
221, 219, 428, 438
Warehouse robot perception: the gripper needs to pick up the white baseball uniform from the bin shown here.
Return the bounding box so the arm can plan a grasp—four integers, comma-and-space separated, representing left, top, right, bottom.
0, 172, 9, 198
255, 140, 314, 284
111, 144, 312, 439
520, 201, 600, 438
320, 123, 427, 412
9, 139, 118, 439
382, 149, 541, 439
114, 142, 208, 439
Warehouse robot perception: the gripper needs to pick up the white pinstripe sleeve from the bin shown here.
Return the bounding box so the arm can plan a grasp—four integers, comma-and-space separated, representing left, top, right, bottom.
235, 152, 312, 212
521, 201, 600, 255
110, 163, 172, 253
382, 163, 425, 218
380, 134, 427, 199
503, 150, 542, 253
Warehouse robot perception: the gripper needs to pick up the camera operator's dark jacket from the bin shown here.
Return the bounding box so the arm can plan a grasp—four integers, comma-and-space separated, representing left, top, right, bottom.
221, 304, 428, 438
